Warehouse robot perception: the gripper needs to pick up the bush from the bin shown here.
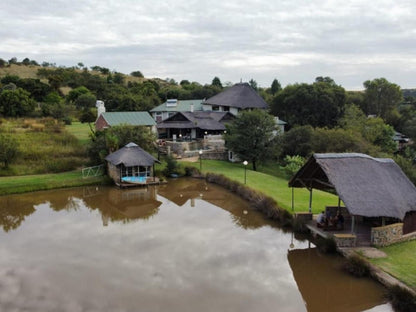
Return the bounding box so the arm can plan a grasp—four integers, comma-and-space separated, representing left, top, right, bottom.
387, 285, 416, 312
343, 254, 370, 277
184, 166, 201, 177
315, 237, 337, 254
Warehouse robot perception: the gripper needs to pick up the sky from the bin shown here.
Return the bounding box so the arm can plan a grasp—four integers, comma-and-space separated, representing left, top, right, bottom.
1, 0, 416, 90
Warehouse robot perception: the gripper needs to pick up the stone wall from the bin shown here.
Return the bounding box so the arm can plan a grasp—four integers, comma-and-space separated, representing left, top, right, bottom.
107, 163, 120, 184
371, 223, 403, 247
334, 234, 356, 247
201, 151, 228, 160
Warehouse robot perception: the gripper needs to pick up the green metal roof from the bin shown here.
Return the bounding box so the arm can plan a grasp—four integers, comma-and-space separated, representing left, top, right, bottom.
150, 99, 204, 112
101, 112, 156, 126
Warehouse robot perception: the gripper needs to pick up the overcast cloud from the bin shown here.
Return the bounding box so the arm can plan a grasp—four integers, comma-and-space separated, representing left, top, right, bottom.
1, 0, 416, 89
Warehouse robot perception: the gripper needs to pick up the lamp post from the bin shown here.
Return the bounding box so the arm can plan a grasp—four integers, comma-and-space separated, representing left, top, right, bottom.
199, 150, 203, 171
243, 160, 248, 184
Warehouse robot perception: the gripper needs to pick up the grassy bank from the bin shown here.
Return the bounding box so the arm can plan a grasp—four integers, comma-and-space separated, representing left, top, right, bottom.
183, 159, 338, 214
369, 240, 416, 290
0, 170, 109, 196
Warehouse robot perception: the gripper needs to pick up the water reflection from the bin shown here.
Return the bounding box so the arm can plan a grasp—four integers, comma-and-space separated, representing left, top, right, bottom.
288, 248, 387, 312
0, 179, 391, 312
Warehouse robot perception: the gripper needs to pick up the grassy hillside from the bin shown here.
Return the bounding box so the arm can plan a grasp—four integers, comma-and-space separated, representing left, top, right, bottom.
0, 64, 149, 86
0, 118, 89, 176
0, 64, 42, 79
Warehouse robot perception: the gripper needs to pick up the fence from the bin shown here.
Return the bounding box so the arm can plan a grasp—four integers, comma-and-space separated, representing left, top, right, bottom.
82, 164, 105, 178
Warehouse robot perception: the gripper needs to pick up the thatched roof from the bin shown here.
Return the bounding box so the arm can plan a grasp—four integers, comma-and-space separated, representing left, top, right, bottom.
203, 83, 268, 109
105, 142, 160, 167
289, 153, 416, 219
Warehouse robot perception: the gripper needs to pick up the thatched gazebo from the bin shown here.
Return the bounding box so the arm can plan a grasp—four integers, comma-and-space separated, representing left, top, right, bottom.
105, 142, 160, 186
289, 153, 416, 246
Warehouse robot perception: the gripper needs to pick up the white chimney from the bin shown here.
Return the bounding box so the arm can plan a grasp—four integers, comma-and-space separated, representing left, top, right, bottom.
96, 100, 106, 117
190, 103, 194, 112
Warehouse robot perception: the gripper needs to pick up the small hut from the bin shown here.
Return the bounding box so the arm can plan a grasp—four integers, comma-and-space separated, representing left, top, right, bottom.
105, 142, 160, 186
289, 153, 416, 246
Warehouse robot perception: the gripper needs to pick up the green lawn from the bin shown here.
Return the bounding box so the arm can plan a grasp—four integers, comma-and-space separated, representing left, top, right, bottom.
0, 171, 108, 195
183, 159, 338, 214
65, 121, 92, 145
369, 240, 416, 290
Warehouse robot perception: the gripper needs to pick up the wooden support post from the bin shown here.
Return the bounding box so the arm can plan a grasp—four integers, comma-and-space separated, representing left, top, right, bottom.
351, 215, 355, 234
308, 188, 313, 213
291, 187, 294, 212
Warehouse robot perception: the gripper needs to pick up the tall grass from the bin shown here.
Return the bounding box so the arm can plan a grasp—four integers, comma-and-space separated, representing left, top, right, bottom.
0, 118, 88, 176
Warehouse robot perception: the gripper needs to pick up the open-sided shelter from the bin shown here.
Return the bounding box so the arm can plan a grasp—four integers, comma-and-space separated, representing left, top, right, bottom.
156, 111, 235, 140
105, 142, 160, 186
289, 153, 416, 246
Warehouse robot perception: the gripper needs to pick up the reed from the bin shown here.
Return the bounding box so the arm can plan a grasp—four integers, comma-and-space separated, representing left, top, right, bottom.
343, 254, 371, 277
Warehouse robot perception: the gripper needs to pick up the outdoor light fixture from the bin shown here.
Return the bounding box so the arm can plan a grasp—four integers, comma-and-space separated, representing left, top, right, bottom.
243, 160, 248, 184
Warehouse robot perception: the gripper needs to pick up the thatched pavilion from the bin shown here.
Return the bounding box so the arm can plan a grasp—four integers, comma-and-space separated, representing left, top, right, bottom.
105, 142, 160, 187
289, 153, 416, 246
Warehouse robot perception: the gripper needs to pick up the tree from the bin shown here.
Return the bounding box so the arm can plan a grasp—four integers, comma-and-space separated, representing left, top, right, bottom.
270, 79, 281, 95
74, 93, 96, 109
363, 78, 402, 120
281, 125, 313, 157
362, 117, 396, 153
249, 79, 258, 91
131, 70, 144, 78
88, 125, 157, 164
281, 155, 305, 177
0, 134, 18, 168
41, 92, 66, 119
66, 86, 91, 103
224, 109, 276, 170
271, 78, 346, 128
0, 88, 36, 117
22, 58, 31, 66
211, 77, 223, 88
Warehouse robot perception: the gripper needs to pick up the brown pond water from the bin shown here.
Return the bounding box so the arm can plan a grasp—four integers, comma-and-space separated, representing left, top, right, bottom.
0, 178, 392, 312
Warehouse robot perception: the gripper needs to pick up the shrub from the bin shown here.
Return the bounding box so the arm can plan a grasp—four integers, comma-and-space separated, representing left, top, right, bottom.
315, 237, 337, 254
343, 254, 370, 277
184, 166, 201, 177
387, 285, 416, 312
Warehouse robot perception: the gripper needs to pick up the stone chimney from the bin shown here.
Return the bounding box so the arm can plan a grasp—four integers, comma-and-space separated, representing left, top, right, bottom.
96, 100, 106, 118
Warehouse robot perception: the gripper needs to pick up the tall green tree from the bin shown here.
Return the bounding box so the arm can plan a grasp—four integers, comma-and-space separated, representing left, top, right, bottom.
224, 109, 276, 171
271, 78, 346, 128
249, 79, 258, 91
363, 78, 402, 120
0, 88, 36, 117
211, 77, 223, 88
270, 78, 281, 95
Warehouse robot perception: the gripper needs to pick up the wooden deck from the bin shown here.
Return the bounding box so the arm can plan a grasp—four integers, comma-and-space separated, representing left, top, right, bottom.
116, 177, 162, 188
306, 220, 372, 246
